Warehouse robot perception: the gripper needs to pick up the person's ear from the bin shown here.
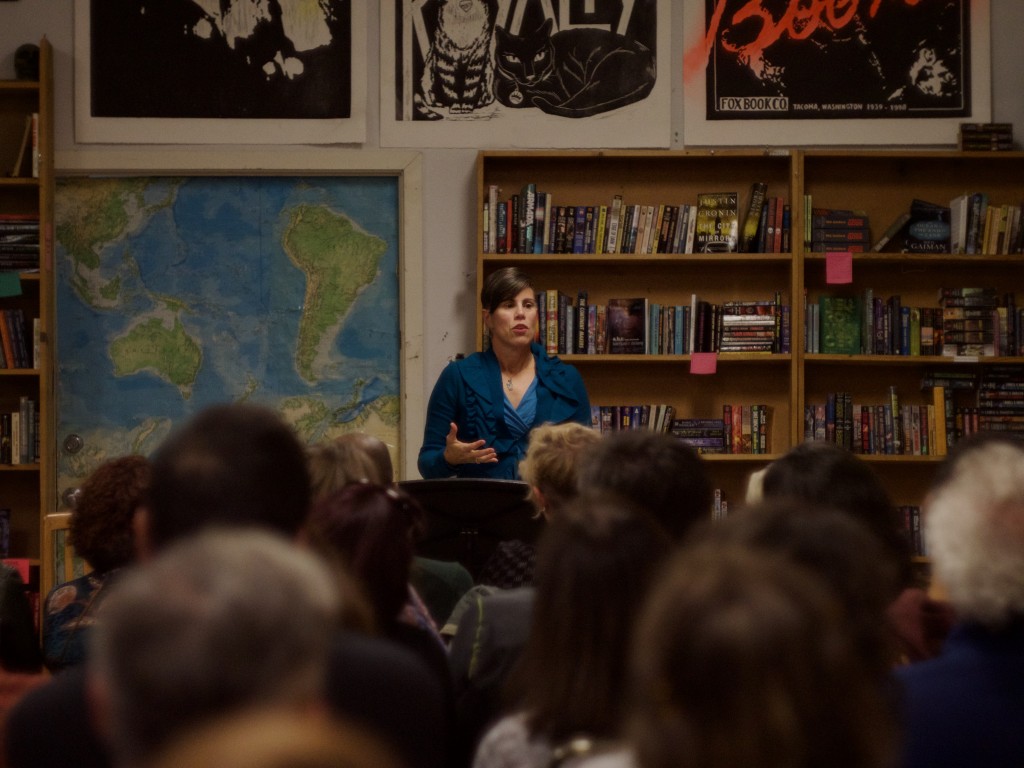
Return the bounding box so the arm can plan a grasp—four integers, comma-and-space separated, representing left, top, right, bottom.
532, 486, 550, 519
132, 506, 156, 562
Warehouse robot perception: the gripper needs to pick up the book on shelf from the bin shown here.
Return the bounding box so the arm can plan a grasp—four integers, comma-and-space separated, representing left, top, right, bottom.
9, 114, 33, 178
694, 192, 739, 253
870, 212, 912, 252
606, 298, 648, 354
811, 209, 869, 229
818, 295, 861, 355
876, 199, 951, 253
605, 194, 623, 253
740, 182, 768, 252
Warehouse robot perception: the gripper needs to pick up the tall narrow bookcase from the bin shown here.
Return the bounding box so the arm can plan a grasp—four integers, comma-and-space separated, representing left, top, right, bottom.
476, 148, 1024, 523
476, 150, 802, 507
0, 38, 55, 623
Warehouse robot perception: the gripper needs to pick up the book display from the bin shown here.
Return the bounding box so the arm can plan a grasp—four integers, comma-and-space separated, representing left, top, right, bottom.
802, 149, 1024, 519
0, 39, 54, 622
478, 148, 1024, 519
476, 150, 800, 507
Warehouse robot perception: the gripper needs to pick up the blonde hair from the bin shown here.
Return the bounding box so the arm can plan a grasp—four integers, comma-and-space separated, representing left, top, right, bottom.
307, 437, 383, 501
518, 422, 601, 515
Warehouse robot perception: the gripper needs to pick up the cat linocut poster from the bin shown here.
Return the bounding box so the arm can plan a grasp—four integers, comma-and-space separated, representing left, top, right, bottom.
381, 0, 671, 148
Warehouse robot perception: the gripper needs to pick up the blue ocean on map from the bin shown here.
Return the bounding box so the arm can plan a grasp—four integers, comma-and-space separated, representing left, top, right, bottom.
55, 176, 400, 478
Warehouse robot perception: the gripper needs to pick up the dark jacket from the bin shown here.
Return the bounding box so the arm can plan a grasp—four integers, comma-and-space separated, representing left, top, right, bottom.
418, 343, 591, 480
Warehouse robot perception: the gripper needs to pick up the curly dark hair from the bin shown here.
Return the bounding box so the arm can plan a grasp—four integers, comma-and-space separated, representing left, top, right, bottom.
69, 455, 151, 573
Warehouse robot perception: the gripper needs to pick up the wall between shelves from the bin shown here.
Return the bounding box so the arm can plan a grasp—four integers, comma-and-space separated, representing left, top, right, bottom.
1, 0, 1023, 479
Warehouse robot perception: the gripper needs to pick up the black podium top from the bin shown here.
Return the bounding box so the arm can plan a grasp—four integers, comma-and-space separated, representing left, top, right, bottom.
397, 478, 540, 578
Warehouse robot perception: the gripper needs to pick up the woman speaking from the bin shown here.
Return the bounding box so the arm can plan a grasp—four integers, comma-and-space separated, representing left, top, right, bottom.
418, 267, 592, 479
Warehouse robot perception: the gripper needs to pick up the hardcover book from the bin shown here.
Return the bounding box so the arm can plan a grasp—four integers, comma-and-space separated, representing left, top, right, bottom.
740, 182, 768, 252
819, 296, 861, 355
606, 298, 648, 355
694, 192, 739, 253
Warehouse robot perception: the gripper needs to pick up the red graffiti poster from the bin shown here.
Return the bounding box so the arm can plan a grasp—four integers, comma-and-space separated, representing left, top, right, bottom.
704, 0, 971, 120
682, 0, 991, 145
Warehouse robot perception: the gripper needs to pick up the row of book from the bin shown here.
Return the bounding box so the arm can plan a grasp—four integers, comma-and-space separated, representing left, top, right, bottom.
807, 288, 1022, 358
803, 388, 947, 457
672, 405, 772, 455
589, 403, 676, 434
0, 213, 40, 271
949, 194, 1024, 255
0, 396, 39, 465
587, 403, 772, 455
0, 308, 35, 369
483, 184, 792, 255
535, 291, 790, 356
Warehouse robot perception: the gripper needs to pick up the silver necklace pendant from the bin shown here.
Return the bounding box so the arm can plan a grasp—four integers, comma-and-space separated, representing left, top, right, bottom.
506, 377, 513, 391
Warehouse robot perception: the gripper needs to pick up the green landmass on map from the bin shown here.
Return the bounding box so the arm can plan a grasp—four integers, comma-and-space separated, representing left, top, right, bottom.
284, 204, 386, 382
57, 179, 181, 304
109, 315, 203, 398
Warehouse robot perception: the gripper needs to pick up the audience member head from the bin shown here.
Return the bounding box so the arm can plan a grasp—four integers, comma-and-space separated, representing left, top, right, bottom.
70, 455, 150, 574
517, 421, 601, 519
691, 497, 903, 672
308, 434, 385, 501
89, 528, 341, 768
759, 441, 912, 589
575, 431, 713, 541
150, 709, 406, 768
142, 403, 311, 553
511, 493, 672, 744
627, 543, 897, 768
924, 431, 1024, 628
304, 483, 426, 628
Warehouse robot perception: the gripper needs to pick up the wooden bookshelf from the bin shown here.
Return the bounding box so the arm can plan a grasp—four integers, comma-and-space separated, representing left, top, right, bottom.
476, 149, 1024, 520
0, 38, 55, 625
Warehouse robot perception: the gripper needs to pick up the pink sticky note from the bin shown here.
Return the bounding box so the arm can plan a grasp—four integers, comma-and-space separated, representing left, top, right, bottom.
690, 352, 718, 375
826, 251, 853, 284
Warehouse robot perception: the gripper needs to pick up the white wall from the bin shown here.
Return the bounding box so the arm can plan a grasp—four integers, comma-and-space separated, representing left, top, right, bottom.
2, 0, 1022, 438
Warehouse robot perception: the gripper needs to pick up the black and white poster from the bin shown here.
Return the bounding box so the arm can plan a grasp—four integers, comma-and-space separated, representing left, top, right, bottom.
682, 0, 991, 145
74, 0, 367, 144
381, 0, 671, 148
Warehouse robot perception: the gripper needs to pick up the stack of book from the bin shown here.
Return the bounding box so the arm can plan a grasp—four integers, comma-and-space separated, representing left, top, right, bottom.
809, 208, 871, 253
0, 214, 40, 272
958, 122, 1014, 152
718, 300, 779, 353
668, 417, 727, 454
939, 287, 1000, 357
977, 365, 1024, 439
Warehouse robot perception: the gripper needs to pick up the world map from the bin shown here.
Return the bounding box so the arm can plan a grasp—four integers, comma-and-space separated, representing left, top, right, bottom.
54, 176, 401, 496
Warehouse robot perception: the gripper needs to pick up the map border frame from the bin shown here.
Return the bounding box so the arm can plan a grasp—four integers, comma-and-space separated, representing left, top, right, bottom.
680, 0, 992, 146
54, 148, 425, 481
